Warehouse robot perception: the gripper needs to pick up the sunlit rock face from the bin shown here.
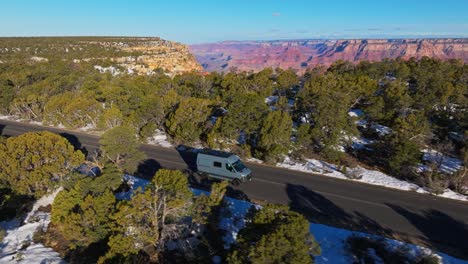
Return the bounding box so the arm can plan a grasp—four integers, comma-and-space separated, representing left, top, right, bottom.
190, 38, 468, 73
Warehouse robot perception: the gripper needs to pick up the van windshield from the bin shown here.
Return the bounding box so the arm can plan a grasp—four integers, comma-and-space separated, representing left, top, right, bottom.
232, 160, 246, 172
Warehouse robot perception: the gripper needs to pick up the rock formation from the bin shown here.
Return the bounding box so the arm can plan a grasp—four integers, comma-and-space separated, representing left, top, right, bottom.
190, 39, 468, 72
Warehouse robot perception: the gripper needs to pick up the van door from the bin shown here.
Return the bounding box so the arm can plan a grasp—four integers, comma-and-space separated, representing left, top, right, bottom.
224, 162, 238, 180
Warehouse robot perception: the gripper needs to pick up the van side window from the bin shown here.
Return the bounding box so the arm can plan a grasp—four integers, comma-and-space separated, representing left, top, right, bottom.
213, 161, 222, 168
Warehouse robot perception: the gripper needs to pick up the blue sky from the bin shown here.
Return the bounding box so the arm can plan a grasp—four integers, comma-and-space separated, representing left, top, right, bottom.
1, 0, 467, 43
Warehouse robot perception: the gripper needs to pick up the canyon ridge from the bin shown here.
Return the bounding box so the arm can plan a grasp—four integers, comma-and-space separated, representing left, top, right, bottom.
190, 38, 468, 73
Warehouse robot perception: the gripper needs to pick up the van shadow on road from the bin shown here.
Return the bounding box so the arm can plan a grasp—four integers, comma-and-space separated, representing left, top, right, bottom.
175, 144, 198, 171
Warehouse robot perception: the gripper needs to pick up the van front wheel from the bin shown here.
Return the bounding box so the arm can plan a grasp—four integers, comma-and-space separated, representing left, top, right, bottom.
231, 179, 241, 186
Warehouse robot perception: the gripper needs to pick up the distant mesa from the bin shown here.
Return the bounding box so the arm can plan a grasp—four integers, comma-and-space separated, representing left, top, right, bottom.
189, 38, 468, 73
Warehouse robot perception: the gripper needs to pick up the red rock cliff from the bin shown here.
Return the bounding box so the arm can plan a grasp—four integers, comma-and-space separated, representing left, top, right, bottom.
190, 39, 468, 72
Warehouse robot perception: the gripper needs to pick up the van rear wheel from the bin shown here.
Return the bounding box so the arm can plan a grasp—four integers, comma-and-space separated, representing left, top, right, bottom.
231, 179, 241, 186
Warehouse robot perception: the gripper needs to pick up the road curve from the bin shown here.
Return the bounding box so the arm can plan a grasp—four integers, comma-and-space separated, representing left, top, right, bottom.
0, 119, 467, 259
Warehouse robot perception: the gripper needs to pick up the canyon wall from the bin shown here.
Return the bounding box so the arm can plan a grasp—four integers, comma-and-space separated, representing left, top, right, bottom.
190, 39, 468, 72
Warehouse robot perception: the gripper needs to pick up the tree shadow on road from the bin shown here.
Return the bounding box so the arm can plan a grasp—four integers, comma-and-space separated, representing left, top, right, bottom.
386, 204, 468, 260
135, 159, 162, 180
60, 132, 88, 157
286, 183, 393, 237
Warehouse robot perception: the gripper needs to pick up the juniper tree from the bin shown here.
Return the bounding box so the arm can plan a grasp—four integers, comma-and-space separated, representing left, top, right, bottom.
51, 188, 116, 249
0, 131, 84, 198
257, 110, 293, 163
99, 125, 146, 173
228, 205, 320, 264
166, 97, 212, 143
102, 169, 192, 262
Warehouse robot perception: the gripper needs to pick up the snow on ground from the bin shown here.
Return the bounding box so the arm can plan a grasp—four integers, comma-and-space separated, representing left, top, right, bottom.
77, 123, 96, 132
246, 157, 264, 164
99, 174, 468, 263
348, 109, 392, 136
218, 197, 258, 249
277, 157, 346, 179
348, 109, 364, 118
221, 193, 468, 264
94, 65, 120, 76
350, 136, 374, 150
0, 115, 93, 132
147, 129, 173, 148
277, 157, 468, 201
115, 174, 150, 200
420, 149, 463, 174
265, 96, 279, 104
370, 124, 392, 136
0, 188, 63, 264
310, 223, 467, 264
0, 115, 17, 121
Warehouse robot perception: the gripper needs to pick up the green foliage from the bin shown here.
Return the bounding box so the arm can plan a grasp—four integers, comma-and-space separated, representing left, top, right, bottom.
366, 80, 412, 124
0, 227, 5, 241
276, 68, 299, 93
44, 91, 102, 128
102, 169, 192, 262
387, 137, 422, 176
0, 131, 84, 198
99, 126, 146, 173
296, 73, 358, 155
0, 79, 15, 112
217, 93, 269, 141
191, 181, 228, 225
68, 162, 122, 196
51, 188, 116, 249
0, 43, 466, 191
257, 111, 293, 163
166, 97, 212, 143
228, 205, 320, 264
99, 105, 124, 130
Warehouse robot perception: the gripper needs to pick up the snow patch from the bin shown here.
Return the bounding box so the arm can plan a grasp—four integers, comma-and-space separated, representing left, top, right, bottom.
218, 197, 257, 249
147, 129, 173, 148
370, 124, 392, 136
246, 158, 264, 164
77, 123, 96, 132
115, 174, 150, 200
265, 96, 279, 104
277, 157, 467, 201
94, 65, 120, 76
420, 149, 463, 174
348, 109, 364, 118
0, 189, 62, 263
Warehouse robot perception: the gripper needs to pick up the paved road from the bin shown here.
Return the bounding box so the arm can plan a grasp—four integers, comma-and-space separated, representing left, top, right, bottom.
1, 119, 467, 259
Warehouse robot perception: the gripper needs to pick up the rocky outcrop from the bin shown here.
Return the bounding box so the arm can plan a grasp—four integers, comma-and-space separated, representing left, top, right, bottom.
116, 38, 203, 75
190, 39, 468, 72
0, 37, 203, 75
